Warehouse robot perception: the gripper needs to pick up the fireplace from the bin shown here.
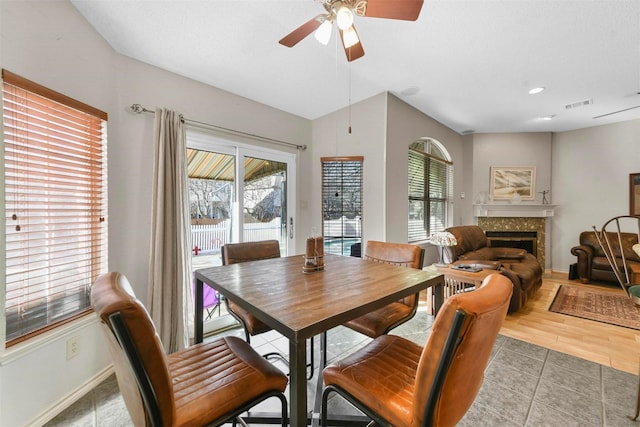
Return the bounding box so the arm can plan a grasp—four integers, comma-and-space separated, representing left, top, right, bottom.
486, 231, 537, 257
477, 217, 546, 267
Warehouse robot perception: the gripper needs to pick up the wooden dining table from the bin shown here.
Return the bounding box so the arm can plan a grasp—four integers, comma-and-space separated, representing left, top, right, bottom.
194, 253, 444, 426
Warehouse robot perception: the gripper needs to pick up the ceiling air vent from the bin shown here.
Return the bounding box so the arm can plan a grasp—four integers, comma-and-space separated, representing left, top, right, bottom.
564, 98, 593, 110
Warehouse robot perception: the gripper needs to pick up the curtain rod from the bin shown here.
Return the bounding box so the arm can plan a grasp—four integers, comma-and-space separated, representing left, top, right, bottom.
129, 104, 307, 150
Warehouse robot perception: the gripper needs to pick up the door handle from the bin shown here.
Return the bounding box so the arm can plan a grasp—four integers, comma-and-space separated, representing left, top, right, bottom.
289, 217, 294, 239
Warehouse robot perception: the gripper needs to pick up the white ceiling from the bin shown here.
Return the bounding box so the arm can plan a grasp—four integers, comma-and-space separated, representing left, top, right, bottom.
71, 0, 640, 134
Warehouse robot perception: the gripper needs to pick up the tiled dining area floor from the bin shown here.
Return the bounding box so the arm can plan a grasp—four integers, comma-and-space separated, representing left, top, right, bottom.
45, 297, 640, 427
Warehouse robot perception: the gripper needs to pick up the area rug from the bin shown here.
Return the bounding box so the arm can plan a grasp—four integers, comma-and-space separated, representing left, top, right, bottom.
549, 284, 640, 330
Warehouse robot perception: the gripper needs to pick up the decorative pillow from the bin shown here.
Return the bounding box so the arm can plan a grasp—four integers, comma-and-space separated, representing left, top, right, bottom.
633, 243, 640, 258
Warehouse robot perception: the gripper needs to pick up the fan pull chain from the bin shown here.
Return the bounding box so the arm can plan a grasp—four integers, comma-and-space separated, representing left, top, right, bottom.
348, 59, 352, 134
334, 31, 340, 154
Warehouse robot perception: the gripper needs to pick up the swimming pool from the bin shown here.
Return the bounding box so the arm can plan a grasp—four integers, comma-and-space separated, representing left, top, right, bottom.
323, 238, 361, 257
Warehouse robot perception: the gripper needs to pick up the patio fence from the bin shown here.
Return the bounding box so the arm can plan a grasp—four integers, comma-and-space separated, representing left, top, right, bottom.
192, 216, 362, 254
191, 218, 283, 253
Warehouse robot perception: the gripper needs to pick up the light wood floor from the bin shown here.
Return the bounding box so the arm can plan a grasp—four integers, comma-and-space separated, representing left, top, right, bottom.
500, 271, 640, 375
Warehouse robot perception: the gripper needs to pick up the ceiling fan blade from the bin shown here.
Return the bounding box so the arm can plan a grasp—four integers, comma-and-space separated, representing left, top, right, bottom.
339, 26, 365, 62
363, 0, 424, 21
279, 15, 324, 47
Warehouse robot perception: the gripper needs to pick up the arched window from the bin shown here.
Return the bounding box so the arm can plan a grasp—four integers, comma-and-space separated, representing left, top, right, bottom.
408, 138, 453, 242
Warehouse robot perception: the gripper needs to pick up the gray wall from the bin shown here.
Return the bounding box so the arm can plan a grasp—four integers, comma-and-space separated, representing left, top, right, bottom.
551, 120, 640, 273
470, 132, 553, 207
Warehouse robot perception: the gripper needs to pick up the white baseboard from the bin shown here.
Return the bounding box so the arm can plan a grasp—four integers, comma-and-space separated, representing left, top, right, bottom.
27, 365, 115, 427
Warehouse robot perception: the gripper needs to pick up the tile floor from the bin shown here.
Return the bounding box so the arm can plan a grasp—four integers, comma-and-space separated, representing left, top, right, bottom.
45, 310, 640, 426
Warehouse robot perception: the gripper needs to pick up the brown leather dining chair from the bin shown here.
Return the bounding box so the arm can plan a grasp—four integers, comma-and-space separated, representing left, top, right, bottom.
322, 273, 512, 427
91, 272, 288, 427
344, 240, 425, 338
221, 239, 315, 378
221, 239, 282, 343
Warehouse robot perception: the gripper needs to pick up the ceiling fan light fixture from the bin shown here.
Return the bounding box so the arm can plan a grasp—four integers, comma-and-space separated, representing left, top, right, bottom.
314, 19, 332, 45
279, 0, 424, 61
336, 5, 354, 30
342, 25, 359, 48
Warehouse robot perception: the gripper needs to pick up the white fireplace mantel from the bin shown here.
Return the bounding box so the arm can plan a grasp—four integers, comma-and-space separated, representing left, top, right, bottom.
474, 204, 557, 218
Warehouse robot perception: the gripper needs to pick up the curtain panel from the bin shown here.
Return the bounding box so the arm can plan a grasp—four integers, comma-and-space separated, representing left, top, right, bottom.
148, 108, 192, 352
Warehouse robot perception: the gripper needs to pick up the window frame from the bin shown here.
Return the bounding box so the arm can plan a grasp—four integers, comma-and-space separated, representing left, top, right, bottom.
408, 138, 453, 243
2, 69, 108, 346
321, 156, 363, 256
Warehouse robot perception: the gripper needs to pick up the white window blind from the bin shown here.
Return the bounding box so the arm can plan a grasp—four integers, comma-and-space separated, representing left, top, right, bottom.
322, 157, 363, 256
2, 69, 108, 345
408, 140, 452, 242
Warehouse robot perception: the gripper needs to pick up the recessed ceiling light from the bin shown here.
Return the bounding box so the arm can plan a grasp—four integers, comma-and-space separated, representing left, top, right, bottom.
529, 87, 545, 95
400, 86, 420, 96
541, 115, 555, 120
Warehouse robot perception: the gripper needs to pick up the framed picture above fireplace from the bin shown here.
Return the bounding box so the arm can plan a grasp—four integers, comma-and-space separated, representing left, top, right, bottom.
490, 166, 536, 201
630, 173, 640, 215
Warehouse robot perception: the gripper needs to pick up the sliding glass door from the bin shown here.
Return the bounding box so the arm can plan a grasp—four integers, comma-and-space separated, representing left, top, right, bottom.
240, 155, 288, 249
186, 130, 296, 335
187, 148, 235, 259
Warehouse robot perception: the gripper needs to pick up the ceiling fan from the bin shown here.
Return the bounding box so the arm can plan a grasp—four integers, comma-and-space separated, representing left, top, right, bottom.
279, 0, 424, 62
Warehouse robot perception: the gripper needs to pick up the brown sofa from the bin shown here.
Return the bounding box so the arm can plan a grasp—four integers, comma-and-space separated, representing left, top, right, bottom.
570, 231, 640, 284
442, 225, 543, 313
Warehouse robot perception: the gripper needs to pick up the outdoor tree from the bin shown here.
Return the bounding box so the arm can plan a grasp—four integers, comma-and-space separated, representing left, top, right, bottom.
189, 178, 232, 219
244, 175, 283, 222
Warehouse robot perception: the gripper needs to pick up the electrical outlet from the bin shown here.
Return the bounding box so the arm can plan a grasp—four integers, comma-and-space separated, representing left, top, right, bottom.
66, 336, 80, 360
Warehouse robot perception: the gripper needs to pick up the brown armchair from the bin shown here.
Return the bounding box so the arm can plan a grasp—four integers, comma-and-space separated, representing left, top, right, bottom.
91, 272, 288, 427
443, 225, 542, 313
571, 229, 640, 284
343, 240, 425, 338
322, 273, 513, 427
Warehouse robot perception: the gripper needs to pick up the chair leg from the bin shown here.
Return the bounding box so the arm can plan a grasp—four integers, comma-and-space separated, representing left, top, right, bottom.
226, 391, 288, 426
263, 351, 288, 364
263, 338, 315, 380
204, 306, 215, 321
632, 359, 640, 421
321, 385, 332, 427
279, 391, 288, 427
237, 313, 316, 380
308, 336, 314, 380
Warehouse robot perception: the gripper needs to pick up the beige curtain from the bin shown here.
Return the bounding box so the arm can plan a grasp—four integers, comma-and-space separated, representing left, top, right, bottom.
148, 108, 192, 353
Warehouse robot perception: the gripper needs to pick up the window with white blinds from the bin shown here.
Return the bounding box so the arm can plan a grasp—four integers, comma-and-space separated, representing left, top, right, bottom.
408, 139, 453, 242
322, 157, 363, 256
2, 69, 108, 345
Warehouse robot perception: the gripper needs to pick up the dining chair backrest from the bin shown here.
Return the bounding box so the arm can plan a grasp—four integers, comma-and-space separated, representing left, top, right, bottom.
413, 273, 513, 426
220, 239, 282, 341
363, 240, 424, 307
363, 240, 424, 269
221, 239, 281, 265
91, 272, 173, 427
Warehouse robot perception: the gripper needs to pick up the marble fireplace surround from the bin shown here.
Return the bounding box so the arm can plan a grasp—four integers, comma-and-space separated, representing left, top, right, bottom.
474, 204, 556, 268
